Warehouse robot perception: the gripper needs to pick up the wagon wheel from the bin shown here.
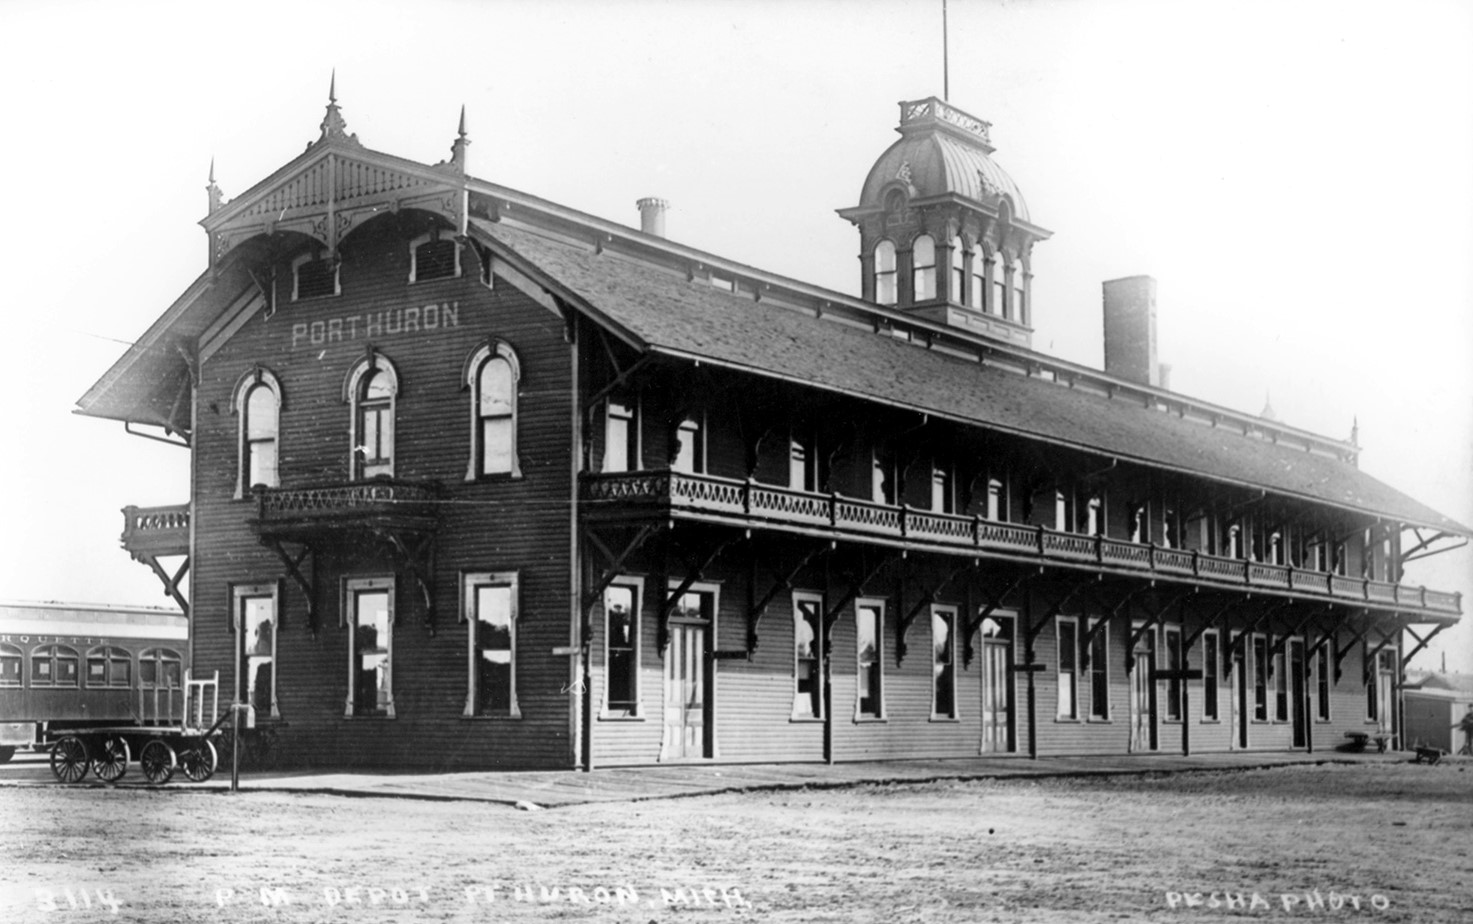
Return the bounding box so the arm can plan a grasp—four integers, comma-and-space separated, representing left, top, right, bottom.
180, 739, 218, 783
140, 739, 176, 785
49, 736, 91, 784
91, 736, 130, 783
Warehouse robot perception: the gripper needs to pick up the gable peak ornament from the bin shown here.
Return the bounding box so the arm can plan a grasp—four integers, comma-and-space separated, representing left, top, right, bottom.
318, 70, 360, 146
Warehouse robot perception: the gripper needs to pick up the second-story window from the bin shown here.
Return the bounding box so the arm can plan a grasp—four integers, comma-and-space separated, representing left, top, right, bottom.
603, 396, 639, 473
790, 432, 818, 492
409, 231, 460, 283
464, 341, 522, 479
931, 459, 955, 514
992, 252, 1008, 318
969, 245, 987, 312
986, 476, 1009, 521
874, 240, 897, 306
672, 415, 705, 474
292, 252, 340, 300
1010, 256, 1026, 322
872, 446, 898, 505
949, 236, 965, 302
233, 368, 283, 497
911, 234, 936, 301
345, 354, 399, 480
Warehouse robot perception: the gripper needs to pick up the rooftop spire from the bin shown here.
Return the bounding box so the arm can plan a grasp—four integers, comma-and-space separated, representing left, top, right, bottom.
206, 157, 222, 213
318, 69, 358, 145
449, 104, 469, 172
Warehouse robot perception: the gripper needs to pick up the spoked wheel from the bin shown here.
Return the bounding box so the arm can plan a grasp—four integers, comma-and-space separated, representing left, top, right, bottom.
140, 739, 176, 785
50, 736, 91, 784
91, 736, 130, 783
179, 739, 218, 783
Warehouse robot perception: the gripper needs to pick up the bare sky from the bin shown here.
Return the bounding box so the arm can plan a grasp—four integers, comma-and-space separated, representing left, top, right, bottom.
1, 0, 1469, 670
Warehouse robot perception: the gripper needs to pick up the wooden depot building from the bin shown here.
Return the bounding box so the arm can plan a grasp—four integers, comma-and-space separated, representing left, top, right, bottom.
77, 87, 1469, 769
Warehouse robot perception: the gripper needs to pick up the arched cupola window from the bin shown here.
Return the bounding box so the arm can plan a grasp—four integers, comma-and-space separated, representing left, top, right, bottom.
969, 245, 987, 312
911, 234, 936, 301
949, 235, 965, 303
462, 340, 523, 479
873, 240, 897, 306
1010, 255, 1027, 323
993, 251, 1009, 319
344, 353, 400, 480
292, 251, 340, 300
409, 230, 461, 283
231, 367, 284, 497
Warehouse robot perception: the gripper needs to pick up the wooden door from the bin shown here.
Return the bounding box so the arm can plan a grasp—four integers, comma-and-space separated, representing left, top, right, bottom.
662, 621, 709, 760
980, 640, 1011, 753
1290, 640, 1307, 749
1130, 648, 1156, 752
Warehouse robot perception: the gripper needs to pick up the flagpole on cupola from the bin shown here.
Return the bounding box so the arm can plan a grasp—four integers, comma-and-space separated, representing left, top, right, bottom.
942, 0, 950, 101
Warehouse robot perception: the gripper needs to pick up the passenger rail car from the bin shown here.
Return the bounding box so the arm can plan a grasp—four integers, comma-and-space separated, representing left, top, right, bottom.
0, 602, 219, 783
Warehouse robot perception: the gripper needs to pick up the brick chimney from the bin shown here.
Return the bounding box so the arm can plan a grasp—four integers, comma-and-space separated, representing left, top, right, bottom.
1102, 275, 1159, 387
637, 197, 669, 238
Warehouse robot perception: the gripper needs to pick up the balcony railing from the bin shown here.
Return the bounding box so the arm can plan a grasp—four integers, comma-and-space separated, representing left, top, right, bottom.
120, 504, 190, 556
583, 471, 1463, 618
250, 479, 443, 537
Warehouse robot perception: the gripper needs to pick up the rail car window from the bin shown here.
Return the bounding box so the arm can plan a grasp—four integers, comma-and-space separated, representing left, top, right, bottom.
463, 571, 520, 718
0, 643, 21, 685
139, 648, 183, 688
235, 586, 279, 721
86, 646, 132, 688
31, 645, 79, 687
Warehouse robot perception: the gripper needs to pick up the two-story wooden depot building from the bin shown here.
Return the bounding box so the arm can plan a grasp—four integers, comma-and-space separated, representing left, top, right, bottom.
78, 89, 1469, 770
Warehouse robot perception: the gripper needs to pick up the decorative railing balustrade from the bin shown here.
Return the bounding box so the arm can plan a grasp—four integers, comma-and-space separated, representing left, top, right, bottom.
251, 479, 443, 528
583, 471, 1463, 617
120, 503, 191, 555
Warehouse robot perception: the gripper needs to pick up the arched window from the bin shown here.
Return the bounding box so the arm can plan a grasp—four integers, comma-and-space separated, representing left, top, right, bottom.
31, 645, 79, 687
969, 245, 987, 312
86, 646, 131, 688
463, 340, 522, 479
949, 236, 965, 303
292, 252, 340, 300
992, 251, 1007, 317
873, 240, 897, 306
911, 234, 936, 301
138, 648, 183, 689
672, 416, 705, 474
344, 353, 400, 480
0, 643, 21, 686
232, 367, 283, 497
1010, 256, 1026, 323
409, 231, 461, 283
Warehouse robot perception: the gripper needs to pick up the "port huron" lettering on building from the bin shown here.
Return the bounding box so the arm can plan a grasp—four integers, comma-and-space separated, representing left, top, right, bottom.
289, 302, 460, 349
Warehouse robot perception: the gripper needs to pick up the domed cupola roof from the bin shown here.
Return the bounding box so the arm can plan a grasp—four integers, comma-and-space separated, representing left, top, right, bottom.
856, 97, 1032, 222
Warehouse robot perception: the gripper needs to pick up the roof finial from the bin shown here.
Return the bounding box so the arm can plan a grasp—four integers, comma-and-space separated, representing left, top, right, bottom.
449, 104, 469, 171
318, 69, 358, 145
1259, 390, 1277, 422
206, 157, 222, 213
1351, 415, 1360, 447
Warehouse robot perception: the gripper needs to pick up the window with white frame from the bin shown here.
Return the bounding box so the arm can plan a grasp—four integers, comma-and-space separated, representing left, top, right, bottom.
790, 432, 819, 492
1273, 646, 1288, 722
1202, 631, 1220, 721
463, 571, 520, 718
344, 577, 394, 718
463, 340, 522, 479
344, 353, 399, 480
235, 584, 279, 721
931, 458, 956, 514
873, 240, 897, 306
292, 252, 339, 300
233, 368, 283, 496
1057, 616, 1078, 719
1315, 646, 1331, 721
793, 592, 824, 720
671, 415, 705, 474
986, 475, 1008, 521
1088, 619, 1109, 720
408, 230, 460, 283
603, 395, 640, 473
856, 599, 885, 719
30, 645, 79, 687
932, 606, 958, 719
911, 234, 937, 301
1164, 625, 1183, 721
1252, 635, 1269, 721
872, 446, 898, 505
603, 578, 642, 718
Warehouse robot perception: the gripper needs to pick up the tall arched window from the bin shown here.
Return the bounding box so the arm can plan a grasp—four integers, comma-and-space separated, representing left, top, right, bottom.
31, 645, 79, 687
969, 245, 986, 312
992, 251, 1007, 317
0, 643, 21, 686
873, 240, 897, 306
1010, 256, 1027, 323
232, 368, 283, 498
949, 236, 965, 303
463, 340, 522, 479
86, 646, 132, 688
344, 354, 400, 480
911, 234, 936, 301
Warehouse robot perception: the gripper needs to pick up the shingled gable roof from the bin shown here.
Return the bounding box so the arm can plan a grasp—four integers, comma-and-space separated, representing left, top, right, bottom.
469, 218, 1470, 537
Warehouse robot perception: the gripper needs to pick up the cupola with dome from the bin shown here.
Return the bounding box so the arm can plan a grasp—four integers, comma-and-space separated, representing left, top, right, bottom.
839, 97, 1052, 347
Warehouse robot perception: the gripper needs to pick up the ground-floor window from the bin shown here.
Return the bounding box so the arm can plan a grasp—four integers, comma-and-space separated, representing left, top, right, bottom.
344, 577, 394, 718
463, 571, 520, 718
1163, 626, 1182, 721
1252, 636, 1269, 721
1315, 645, 1331, 721
603, 578, 642, 718
1202, 631, 1220, 721
1088, 619, 1109, 720
1273, 646, 1289, 722
234, 583, 279, 721
793, 592, 824, 719
1057, 617, 1078, 720
932, 606, 957, 719
856, 599, 885, 719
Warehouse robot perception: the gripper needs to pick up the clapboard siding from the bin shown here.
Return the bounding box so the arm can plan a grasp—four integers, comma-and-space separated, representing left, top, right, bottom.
191, 223, 576, 769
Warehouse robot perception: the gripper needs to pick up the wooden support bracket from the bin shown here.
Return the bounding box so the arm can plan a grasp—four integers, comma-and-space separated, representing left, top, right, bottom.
963, 572, 1029, 668
1332, 613, 1372, 685
746, 543, 827, 655
657, 535, 741, 652
896, 561, 971, 666
262, 538, 315, 636
131, 552, 191, 618
1401, 624, 1446, 670
376, 529, 438, 634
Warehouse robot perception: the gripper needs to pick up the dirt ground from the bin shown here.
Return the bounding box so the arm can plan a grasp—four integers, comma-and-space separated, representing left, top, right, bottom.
0, 760, 1469, 923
